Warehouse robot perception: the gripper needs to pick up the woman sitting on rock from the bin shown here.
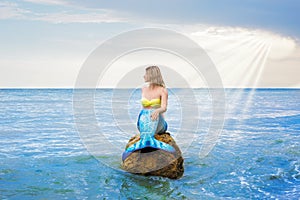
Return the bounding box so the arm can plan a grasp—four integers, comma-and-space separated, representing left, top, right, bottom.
122, 66, 175, 161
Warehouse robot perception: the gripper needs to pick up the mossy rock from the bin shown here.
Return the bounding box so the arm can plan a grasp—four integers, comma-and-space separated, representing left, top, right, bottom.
121, 132, 184, 179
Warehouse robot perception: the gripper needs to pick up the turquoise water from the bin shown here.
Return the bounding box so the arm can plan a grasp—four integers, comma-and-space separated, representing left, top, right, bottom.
0, 89, 299, 199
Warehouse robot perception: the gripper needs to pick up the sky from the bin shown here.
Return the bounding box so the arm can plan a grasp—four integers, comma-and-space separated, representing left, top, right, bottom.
0, 0, 299, 88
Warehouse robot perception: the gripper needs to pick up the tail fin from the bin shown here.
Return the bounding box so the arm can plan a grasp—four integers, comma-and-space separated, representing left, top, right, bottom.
122, 109, 175, 161
122, 133, 175, 161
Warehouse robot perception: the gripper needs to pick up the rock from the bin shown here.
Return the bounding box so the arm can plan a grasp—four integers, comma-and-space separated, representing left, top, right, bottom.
121, 132, 184, 179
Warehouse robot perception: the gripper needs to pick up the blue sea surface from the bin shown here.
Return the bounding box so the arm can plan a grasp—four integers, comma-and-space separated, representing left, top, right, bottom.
0, 89, 299, 199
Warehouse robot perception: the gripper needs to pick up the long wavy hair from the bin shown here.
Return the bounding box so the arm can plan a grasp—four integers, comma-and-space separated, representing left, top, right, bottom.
145, 66, 166, 88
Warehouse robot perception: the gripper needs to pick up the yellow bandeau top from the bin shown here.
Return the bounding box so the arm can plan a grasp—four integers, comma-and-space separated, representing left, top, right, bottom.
141, 97, 161, 107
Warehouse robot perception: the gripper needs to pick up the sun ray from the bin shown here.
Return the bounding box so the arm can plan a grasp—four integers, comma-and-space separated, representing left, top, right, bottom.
233, 42, 269, 87
242, 42, 273, 113
225, 41, 268, 116
206, 36, 254, 54
221, 39, 265, 85
213, 37, 259, 65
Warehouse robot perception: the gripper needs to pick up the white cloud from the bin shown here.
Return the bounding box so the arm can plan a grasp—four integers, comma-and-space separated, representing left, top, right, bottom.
188, 25, 297, 59
2, 24, 299, 88
89, 25, 300, 88
32, 11, 127, 23
22, 0, 69, 6
0, 1, 30, 19
0, 2, 299, 88
0, 1, 128, 23
179, 25, 299, 87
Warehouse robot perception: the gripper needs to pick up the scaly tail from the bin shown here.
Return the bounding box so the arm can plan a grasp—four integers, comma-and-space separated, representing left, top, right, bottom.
122, 109, 175, 161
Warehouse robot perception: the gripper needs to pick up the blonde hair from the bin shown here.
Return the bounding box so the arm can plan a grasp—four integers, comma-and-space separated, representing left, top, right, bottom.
145, 66, 165, 88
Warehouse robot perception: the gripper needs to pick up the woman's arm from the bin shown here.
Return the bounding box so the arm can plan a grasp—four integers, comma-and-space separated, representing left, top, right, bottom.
159, 87, 168, 113
151, 87, 168, 120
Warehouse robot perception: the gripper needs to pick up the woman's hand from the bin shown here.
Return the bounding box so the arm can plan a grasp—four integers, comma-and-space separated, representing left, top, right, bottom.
151, 109, 160, 121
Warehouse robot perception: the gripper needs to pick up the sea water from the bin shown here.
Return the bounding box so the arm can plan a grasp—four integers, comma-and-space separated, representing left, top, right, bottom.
0, 89, 299, 199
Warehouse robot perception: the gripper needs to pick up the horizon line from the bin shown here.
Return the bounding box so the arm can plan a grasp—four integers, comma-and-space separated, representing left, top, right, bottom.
0, 87, 299, 90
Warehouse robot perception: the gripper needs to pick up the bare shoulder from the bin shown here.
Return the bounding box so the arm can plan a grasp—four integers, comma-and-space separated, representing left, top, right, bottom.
141, 84, 148, 91
141, 85, 150, 96
160, 87, 168, 95
141, 86, 145, 95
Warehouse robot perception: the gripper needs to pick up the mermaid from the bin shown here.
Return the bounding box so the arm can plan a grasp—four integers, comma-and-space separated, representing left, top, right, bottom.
122, 66, 176, 161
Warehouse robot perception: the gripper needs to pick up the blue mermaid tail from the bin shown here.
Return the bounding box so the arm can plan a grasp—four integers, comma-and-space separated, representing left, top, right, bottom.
122, 109, 176, 161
